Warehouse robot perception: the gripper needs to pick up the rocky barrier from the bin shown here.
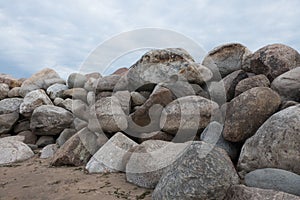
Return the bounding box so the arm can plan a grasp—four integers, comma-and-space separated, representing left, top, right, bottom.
0, 43, 300, 199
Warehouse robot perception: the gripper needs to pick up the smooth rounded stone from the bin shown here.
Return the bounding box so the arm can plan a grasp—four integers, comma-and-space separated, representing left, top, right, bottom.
40, 144, 58, 159
20, 89, 53, 117
238, 105, 300, 177
84, 77, 97, 91
222, 87, 281, 142
46, 83, 68, 100
202, 43, 252, 78
271, 67, 300, 102
131, 92, 146, 106
113, 91, 131, 115
19, 68, 64, 97
242, 44, 300, 81
67, 73, 87, 88
0, 138, 34, 165
30, 105, 74, 136
280, 100, 299, 110
224, 185, 300, 200
152, 141, 239, 200
18, 131, 37, 144
53, 97, 64, 105
86, 132, 137, 173
0, 73, 22, 88
72, 118, 88, 131
206, 81, 227, 105
92, 96, 128, 133
0, 112, 19, 135
96, 75, 121, 92
177, 63, 213, 85
126, 140, 191, 189
36, 136, 55, 148
87, 91, 96, 106
7, 87, 20, 97
56, 128, 77, 147
160, 96, 219, 136
125, 48, 195, 91
51, 128, 106, 166
63, 88, 87, 102
0, 98, 23, 114
137, 131, 174, 143
200, 121, 239, 161
235, 74, 270, 97
56, 98, 73, 111
245, 168, 300, 196
0, 83, 9, 100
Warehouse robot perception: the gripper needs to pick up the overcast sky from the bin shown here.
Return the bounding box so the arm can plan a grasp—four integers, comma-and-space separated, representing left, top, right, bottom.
0, 0, 299, 78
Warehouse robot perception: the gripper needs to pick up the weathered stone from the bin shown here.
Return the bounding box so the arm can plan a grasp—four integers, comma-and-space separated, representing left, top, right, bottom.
202, 43, 252, 78
86, 132, 137, 173
0, 73, 22, 88
222, 87, 281, 142
0, 112, 19, 135
20, 89, 53, 117
92, 96, 128, 133
63, 88, 87, 102
0, 138, 34, 165
126, 140, 190, 188
72, 118, 88, 131
18, 131, 37, 144
177, 63, 213, 85
152, 141, 239, 200
113, 91, 131, 115
224, 185, 300, 200
14, 120, 30, 133
36, 136, 55, 147
245, 168, 300, 196
7, 87, 20, 97
96, 75, 121, 92
19, 68, 64, 97
46, 83, 68, 100
51, 128, 106, 166
160, 96, 219, 136
40, 144, 58, 159
30, 105, 73, 136
235, 74, 270, 97
56, 128, 77, 147
83, 77, 97, 91
53, 97, 64, 106
271, 67, 300, 102
137, 131, 174, 143
242, 44, 300, 81
0, 98, 23, 114
0, 135, 25, 143
131, 91, 147, 106
238, 105, 300, 177
67, 73, 87, 88
0, 83, 9, 100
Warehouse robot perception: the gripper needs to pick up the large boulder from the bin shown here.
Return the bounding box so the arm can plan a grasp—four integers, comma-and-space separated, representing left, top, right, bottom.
271, 67, 300, 102
30, 105, 73, 136
51, 128, 106, 166
242, 44, 300, 81
245, 168, 300, 196
238, 105, 300, 177
0, 112, 19, 135
202, 43, 251, 78
222, 87, 281, 142
152, 141, 239, 200
224, 185, 300, 200
20, 89, 53, 117
86, 132, 137, 173
0, 98, 23, 114
235, 74, 270, 97
160, 96, 219, 138
19, 68, 65, 97
0, 137, 34, 164
126, 140, 191, 189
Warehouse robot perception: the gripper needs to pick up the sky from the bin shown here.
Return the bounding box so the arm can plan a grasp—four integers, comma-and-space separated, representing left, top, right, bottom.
0, 0, 299, 79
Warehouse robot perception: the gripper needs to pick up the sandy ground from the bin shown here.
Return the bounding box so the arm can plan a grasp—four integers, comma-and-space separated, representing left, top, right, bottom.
0, 155, 152, 200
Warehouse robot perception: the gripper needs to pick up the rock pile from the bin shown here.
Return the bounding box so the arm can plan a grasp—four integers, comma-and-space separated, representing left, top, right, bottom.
0, 43, 300, 199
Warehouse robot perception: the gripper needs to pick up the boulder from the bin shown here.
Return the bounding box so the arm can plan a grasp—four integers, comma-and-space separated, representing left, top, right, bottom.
0, 83, 9, 99
245, 168, 300, 196
96, 75, 121, 92
7, 87, 21, 97
30, 105, 73, 136
0, 138, 34, 165
17, 131, 37, 144
242, 44, 300, 81
20, 89, 53, 117
222, 87, 281, 142
113, 90, 131, 115
271, 67, 300, 102
224, 185, 300, 200
67, 73, 87, 88
0, 112, 19, 135
19, 68, 64, 97
131, 91, 147, 106
0, 73, 22, 88
86, 132, 137, 173
235, 74, 270, 97
202, 43, 251, 78
0, 98, 23, 114
63, 88, 87, 102
238, 105, 300, 177
152, 141, 239, 200
40, 144, 58, 159
14, 120, 30, 133
56, 128, 77, 147
46, 83, 68, 100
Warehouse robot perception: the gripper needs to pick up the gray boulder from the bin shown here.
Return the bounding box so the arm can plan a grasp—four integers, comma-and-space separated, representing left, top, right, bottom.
238, 105, 300, 177
0, 98, 23, 114
46, 83, 68, 100
113, 90, 131, 115
8, 87, 21, 97
152, 141, 239, 200
0, 112, 19, 135
18, 131, 37, 144
56, 128, 77, 147
131, 91, 147, 106
235, 74, 270, 97
67, 73, 87, 88
40, 144, 58, 159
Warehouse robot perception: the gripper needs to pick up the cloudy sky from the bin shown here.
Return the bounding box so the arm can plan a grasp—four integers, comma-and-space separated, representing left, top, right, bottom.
0, 0, 299, 78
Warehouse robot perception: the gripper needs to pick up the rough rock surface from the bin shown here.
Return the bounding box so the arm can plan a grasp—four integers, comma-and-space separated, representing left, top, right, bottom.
46, 83, 68, 100
56, 128, 77, 147
67, 73, 87, 88
242, 44, 300, 81
0, 98, 23, 114
7, 87, 21, 97
152, 141, 239, 200
222, 87, 281, 142
0, 73, 22, 88
238, 105, 300, 177
235, 74, 270, 97
40, 144, 58, 159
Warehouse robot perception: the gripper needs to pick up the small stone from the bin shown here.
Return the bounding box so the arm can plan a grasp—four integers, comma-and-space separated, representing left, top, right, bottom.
36, 136, 55, 148
0, 112, 19, 135
0, 98, 23, 114
7, 87, 21, 97
40, 144, 58, 159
